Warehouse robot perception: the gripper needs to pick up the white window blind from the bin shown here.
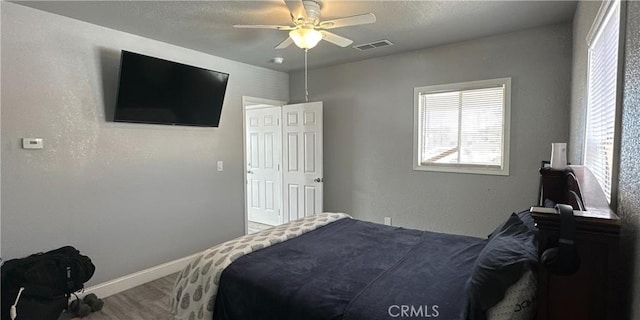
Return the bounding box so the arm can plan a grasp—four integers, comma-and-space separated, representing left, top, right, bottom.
584, 0, 620, 202
414, 78, 510, 175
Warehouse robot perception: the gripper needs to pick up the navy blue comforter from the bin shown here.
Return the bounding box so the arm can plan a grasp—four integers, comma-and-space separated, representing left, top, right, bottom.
214, 218, 486, 320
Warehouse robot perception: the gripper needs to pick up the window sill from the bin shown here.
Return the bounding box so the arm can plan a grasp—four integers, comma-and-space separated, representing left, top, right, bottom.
413, 164, 509, 176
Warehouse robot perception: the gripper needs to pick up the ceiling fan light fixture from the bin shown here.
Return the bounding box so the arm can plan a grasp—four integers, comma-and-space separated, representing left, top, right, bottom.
289, 28, 323, 49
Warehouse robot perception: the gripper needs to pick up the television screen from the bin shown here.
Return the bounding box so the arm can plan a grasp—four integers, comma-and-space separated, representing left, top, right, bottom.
114, 51, 229, 127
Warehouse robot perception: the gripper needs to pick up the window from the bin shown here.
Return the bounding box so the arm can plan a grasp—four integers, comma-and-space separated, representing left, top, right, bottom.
584, 0, 621, 203
413, 78, 511, 175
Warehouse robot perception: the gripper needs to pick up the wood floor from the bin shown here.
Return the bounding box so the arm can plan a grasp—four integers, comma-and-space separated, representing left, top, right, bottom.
247, 220, 273, 234
59, 273, 178, 320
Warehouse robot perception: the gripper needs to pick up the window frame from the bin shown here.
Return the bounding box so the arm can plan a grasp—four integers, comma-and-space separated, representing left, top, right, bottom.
413, 77, 511, 176
583, 0, 625, 205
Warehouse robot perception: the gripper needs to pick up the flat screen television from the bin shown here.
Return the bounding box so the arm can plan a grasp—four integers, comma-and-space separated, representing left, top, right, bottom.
114, 50, 229, 127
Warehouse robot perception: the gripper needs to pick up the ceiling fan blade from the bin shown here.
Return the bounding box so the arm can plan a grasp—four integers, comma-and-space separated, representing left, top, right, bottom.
320, 31, 353, 47
284, 0, 308, 22
233, 24, 296, 31
319, 13, 376, 29
275, 37, 294, 49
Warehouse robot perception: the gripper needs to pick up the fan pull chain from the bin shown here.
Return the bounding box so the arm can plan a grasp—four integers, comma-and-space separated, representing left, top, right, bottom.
304, 48, 309, 102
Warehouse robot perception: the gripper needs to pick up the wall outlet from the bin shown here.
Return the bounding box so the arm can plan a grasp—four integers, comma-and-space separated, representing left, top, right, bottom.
384, 217, 392, 226
22, 138, 43, 149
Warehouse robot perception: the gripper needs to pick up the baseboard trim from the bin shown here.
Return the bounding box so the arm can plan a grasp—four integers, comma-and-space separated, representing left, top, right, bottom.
79, 253, 198, 299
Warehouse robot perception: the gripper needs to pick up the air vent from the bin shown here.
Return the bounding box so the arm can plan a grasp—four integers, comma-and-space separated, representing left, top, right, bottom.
353, 40, 394, 51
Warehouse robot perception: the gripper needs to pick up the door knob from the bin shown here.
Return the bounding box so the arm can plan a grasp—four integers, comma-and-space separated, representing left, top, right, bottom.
314, 178, 324, 183
247, 170, 253, 174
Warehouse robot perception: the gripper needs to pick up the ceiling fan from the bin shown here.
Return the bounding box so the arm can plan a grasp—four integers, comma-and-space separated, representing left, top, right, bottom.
233, 0, 376, 50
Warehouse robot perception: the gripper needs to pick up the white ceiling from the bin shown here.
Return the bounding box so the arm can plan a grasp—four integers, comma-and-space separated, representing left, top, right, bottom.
14, 1, 577, 72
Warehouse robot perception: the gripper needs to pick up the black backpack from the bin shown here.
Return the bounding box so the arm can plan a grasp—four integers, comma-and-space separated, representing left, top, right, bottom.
1, 246, 96, 320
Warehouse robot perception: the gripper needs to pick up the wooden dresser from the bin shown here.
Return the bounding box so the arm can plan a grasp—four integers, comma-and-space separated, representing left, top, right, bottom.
532, 165, 620, 320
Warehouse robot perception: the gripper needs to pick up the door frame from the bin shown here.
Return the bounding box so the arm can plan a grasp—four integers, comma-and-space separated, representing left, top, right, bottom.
242, 96, 287, 235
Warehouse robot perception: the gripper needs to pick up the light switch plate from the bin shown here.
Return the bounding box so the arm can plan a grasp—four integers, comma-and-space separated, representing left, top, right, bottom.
217, 161, 224, 171
22, 138, 43, 149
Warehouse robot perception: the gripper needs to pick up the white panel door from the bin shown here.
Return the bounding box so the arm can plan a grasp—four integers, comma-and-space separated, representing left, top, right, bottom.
246, 107, 282, 226
283, 102, 323, 222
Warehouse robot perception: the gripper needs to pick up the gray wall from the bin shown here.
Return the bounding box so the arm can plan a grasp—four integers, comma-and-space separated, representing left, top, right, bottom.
569, 1, 602, 163
618, 1, 640, 318
570, 1, 640, 318
290, 23, 572, 237
0, 3, 288, 285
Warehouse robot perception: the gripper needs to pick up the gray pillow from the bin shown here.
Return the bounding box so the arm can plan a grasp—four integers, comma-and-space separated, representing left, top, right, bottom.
466, 213, 538, 320
516, 209, 538, 236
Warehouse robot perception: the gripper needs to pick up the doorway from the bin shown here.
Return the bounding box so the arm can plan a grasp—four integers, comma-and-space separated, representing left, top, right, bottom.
242, 97, 324, 234
245, 105, 282, 226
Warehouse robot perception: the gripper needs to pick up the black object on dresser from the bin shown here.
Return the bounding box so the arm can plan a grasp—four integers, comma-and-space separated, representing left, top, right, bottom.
532, 165, 620, 320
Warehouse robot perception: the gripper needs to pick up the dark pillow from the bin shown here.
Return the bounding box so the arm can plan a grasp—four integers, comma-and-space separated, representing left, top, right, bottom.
487, 209, 537, 239
543, 198, 556, 208
516, 209, 537, 235
466, 213, 538, 320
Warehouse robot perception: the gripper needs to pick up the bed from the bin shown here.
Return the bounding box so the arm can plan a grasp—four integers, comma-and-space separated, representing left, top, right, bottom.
170, 210, 538, 320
